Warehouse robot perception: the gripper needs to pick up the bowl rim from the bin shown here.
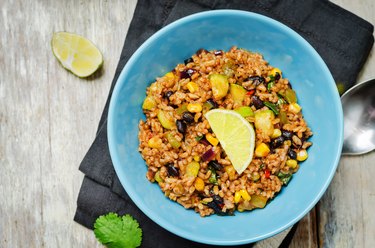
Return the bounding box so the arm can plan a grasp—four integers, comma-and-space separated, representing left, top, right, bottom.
108, 9, 343, 245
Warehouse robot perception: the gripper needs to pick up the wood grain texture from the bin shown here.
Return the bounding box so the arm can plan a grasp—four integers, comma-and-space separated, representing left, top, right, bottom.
0, 0, 374, 247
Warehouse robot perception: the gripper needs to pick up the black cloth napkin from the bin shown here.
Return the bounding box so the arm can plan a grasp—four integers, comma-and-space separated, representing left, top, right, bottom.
74, 0, 374, 247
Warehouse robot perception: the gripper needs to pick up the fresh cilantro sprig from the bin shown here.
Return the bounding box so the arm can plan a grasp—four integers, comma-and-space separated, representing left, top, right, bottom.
94, 213, 142, 248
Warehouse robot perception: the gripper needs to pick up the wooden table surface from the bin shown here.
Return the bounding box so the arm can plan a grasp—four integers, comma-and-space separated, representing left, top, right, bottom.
1, 0, 374, 247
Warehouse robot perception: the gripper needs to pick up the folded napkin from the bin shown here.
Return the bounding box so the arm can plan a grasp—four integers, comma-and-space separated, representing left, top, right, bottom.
74, 0, 374, 247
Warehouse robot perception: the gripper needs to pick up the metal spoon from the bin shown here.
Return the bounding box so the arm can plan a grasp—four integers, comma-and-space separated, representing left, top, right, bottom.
341, 79, 375, 155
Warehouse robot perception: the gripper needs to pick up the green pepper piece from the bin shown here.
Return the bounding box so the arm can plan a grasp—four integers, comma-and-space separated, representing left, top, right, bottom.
277, 172, 292, 185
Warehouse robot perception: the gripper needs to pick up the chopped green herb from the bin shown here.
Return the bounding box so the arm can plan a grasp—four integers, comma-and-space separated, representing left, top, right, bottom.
264, 101, 279, 115
208, 166, 218, 185
195, 135, 204, 141
94, 213, 142, 248
267, 81, 275, 91
277, 172, 292, 185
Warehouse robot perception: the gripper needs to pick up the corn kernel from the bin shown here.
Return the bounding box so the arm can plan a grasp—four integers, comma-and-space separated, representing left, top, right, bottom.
193, 155, 201, 162
206, 133, 219, 146
288, 103, 301, 114
187, 103, 202, 113
225, 165, 236, 180
239, 189, 251, 201
270, 68, 282, 77
286, 159, 298, 169
255, 143, 270, 157
271, 128, 282, 138
148, 136, 162, 149
194, 177, 205, 191
297, 149, 308, 161
186, 81, 199, 93
234, 191, 242, 204
164, 72, 175, 79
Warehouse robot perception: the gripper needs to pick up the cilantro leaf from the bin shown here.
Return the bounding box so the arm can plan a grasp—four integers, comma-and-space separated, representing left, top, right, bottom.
94, 213, 142, 248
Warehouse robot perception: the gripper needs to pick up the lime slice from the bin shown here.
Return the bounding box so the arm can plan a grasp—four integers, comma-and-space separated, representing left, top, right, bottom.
205, 109, 255, 175
51, 32, 103, 77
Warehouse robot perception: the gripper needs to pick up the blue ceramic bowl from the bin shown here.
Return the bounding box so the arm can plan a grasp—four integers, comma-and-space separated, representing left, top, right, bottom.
108, 10, 343, 245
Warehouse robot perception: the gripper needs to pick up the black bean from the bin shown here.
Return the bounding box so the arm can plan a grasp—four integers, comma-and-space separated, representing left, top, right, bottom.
282, 130, 293, 140
288, 149, 297, 159
176, 120, 187, 134
214, 50, 223, 56
274, 72, 281, 81
180, 68, 196, 79
166, 164, 179, 177
271, 136, 285, 149
186, 68, 196, 77
179, 70, 189, 79
182, 112, 194, 123
212, 194, 224, 206
164, 91, 173, 99
251, 95, 264, 109
207, 201, 226, 215
206, 99, 218, 109
248, 76, 265, 86
208, 160, 223, 171
184, 57, 193, 65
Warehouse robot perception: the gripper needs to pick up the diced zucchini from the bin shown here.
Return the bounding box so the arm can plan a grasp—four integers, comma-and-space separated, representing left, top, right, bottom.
254, 109, 274, 137
142, 96, 156, 110
234, 106, 254, 117
154, 170, 164, 183
250, 195, 268, 208
176, 103, 188, 115
186, 161, 200, 177
279, 110, 289, 124
280, 88, 297, 103
230, 84, 247, 105
165, 132, 181, 148
157, 110, 175, 129
209, 74, 229, 100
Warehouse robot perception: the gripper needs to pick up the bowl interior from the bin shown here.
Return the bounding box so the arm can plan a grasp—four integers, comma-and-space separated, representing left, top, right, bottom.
108, 10, 343, 245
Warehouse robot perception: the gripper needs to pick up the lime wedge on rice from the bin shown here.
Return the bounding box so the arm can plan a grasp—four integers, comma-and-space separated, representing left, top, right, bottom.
205, 109, 255, 175
51, 32, 103, 77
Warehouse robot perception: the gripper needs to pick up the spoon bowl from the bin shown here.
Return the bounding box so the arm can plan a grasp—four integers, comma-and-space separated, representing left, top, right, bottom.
341, 79, 375, 155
